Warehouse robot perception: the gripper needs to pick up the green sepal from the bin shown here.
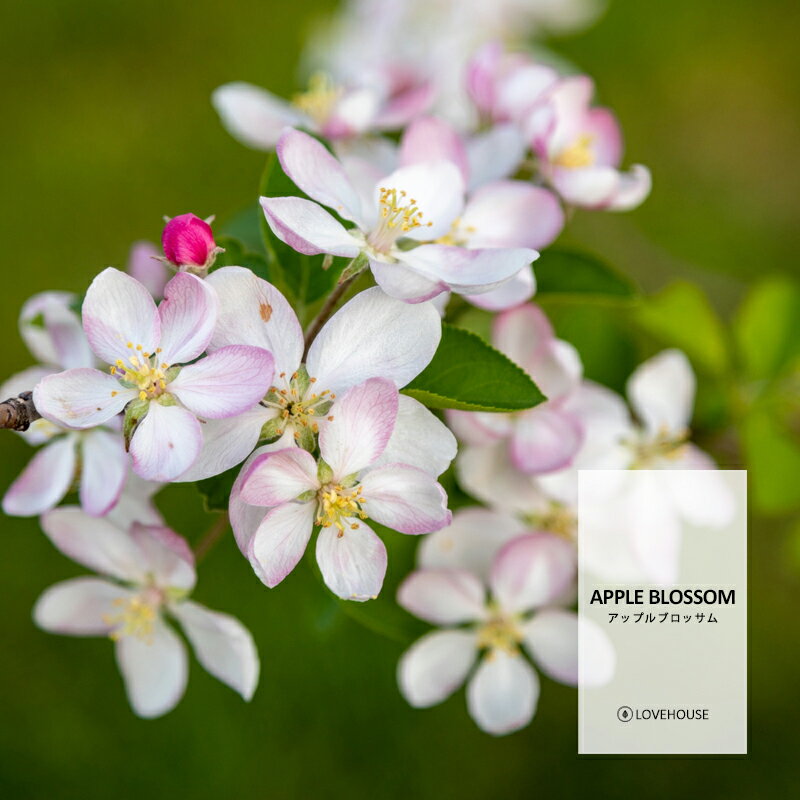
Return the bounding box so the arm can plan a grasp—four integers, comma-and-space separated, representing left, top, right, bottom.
156, 393, 178, 407
294, 424, 316, 453
317, 459, 334, 485
123, 398, 150, 451
339, 251, 369, 283
259, 415, 285, 442
294, 364, 311, 399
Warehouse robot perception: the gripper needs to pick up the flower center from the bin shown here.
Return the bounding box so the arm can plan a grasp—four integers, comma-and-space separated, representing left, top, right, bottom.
367, 187, 433, 254
434, 216, 476, 247
522, 501, 576, 541
103, 590, 161, 643
263, 370, 335, 436
315, 483, 367, 535
554, 133, 595, 168
292, 72, 343, 126
110, 343, 169, 401
629, 426, 689, 468
476, 608, 524, 654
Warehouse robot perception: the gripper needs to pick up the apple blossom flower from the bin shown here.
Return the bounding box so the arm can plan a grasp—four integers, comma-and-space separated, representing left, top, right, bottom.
526, 76, 651, 210
33, 507, 259, 718
260, 128, 538, 303
127, 240, 169, 300
178, 270, 453, 481
397, 533, 614, 735
447, 304, 590, 474
212, 67, 432, 152
2, 292, 128, 517
234, 378, 452, 601
161, 213, 223, 273
33, 268, 274, 482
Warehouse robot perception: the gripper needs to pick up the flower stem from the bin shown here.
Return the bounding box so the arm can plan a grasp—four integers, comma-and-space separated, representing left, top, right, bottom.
194, 512, 230, 563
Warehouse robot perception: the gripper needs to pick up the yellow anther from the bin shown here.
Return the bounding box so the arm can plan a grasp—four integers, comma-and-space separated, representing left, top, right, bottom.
103, 594, 158, 643
476, 609, 524, 654
554, 133, 595, 169
292, 72, 343, 126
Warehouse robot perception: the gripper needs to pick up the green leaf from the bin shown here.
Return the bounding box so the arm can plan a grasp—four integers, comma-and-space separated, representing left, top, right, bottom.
213, 235, 269, 280
219, 205, 264, 253
634, 281, 730, 375
403, 323, 545, 412
534, 248, 638, 300
733, 277, 800, 381
196, 466, 239, 512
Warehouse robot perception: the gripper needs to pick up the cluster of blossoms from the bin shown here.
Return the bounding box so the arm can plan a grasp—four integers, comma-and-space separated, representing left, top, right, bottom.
1, 0, 727, 734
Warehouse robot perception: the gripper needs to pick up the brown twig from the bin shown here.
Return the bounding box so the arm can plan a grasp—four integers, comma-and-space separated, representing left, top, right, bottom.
193, 512, 230, 563
0, 391, 40, 431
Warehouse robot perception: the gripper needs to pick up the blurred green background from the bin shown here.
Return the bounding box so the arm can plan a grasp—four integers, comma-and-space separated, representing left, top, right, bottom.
1, 0, 799, 796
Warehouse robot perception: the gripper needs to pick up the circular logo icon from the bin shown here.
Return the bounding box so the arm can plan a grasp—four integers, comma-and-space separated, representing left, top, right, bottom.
617, 706, 633, 722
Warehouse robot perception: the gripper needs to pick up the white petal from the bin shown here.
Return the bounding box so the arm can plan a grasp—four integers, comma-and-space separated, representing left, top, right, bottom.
627, 349, 695, 438
206, 266, 303, 378
489, 533, 576, 614
605, 164, 651, 211
418, 507, 525, 580
129, 523, 196, 591
212, 82, 304, 150
19, 291, 82, 367
79, 429, 127, 516
509, 405, 584, 474
306, 286, 441, 394
130, 402, 203, 482
2, 435, 77, 517
34, 368, 136, 429
81, 267, 161, 365
240, 447, 319, 506
369, 259, 445, 303
397, 569, 485, 624
33, 577, 129, 635
466, 124, 526, 190
316, 521, 387, 601
106, 473, 164, 529
465, 267, 536, 312
248, 500, 316, 588
522, 608, 579, 685
664, 468, 736, 528
171, 600, 259, 700
492, 303, 556, 377
398, 630, 476, 707
376, 396, 456, 477
320, 378, 398, 478
40, 506, 148, 582
156, 272, 219, 365
466, 650, 539, 736
115, 618, 188, 718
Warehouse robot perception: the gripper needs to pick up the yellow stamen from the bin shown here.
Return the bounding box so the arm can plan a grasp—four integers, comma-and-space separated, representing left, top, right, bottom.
554, 133, 595, 168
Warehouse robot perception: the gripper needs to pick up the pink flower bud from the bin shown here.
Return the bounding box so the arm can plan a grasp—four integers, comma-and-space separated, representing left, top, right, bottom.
161, 213, 217, 268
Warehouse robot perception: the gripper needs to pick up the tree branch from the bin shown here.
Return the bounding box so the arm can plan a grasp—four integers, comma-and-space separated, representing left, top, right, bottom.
0, 391, 40, 431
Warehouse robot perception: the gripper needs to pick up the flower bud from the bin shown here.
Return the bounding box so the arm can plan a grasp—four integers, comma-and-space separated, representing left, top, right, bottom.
161, 213, 218, 269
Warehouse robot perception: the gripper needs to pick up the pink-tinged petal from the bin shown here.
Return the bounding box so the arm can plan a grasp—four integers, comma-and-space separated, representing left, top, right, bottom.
495, 63, 559, 122
418, 507, 526, 581
510, 405, 584, 474
229, 444, 276, 554
34, 577, 130, 636
532, 340, 583, 399
106, 474, 164, 529
583, 108, 623, 167
276, 128, 362, 222
466, 650, 539, 736
19, 291, 80, 367
156, 272, 218, 365
81, 267, 160, 365
627, 349, 695, 438
306, 286, 442, 394
115, 618, 188, 718
489, 533, 577, 614
320, 378, 398, 478
466, 267, 535, 311
129, 523, 196, 591
212, 82, 305, 150
79, 429, 127, 517
521, 608, 578, 685
376, 161, 464, 240
206, 267, 303, 378
466, 41, 502, 114
315, 521, 387, 601
445, 410, 512, 447
369, 259, 446, 303
322, 87, 380, 139
397, 568, 486, 624
170, 600, 259, 700
551, 165, 619, 208
466, 124, 526, 190
492, 303, 555, 377
43, 299, 94, 370
240, 447, 319, 507
398, 630, 476, 707
247, 500, 316, 587
161, 214, 217, 269
34, 368, 136, 429
360, 464, 451, 534
399, 117, 469, 184
400, 245, 537, 294
372, 71, 434, 129
461, 181, 564, 250
127, 241, 168, 300
541, 76, 595, 156
176, 406, 275, 483
130, 402, 203, 482
40, 506, 148, 582
3, 435, 76, 517
377, 396, 456, 477
261, 196, 362, 258
169, 345, 273, 419
604, 164, 651, 211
